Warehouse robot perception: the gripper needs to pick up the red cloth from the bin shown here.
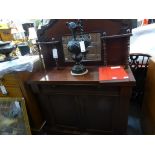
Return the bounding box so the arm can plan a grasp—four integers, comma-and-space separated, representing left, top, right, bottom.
99, 66, 129, 81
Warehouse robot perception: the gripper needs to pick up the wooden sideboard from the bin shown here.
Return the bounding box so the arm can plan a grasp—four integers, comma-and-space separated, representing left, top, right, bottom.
28, 66, 135, 134
27, 19, 135, 134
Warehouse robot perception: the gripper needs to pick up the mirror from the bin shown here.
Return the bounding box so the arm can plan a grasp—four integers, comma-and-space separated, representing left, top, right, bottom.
62, 32, 102, 62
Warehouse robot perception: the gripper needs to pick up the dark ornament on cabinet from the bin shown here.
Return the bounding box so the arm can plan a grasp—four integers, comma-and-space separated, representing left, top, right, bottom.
66, 20, 91, 75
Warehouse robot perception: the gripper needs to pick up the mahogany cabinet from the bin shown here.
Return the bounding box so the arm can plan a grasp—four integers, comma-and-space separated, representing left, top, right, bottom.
27, 19, 135, 134
28, 66, 135, 134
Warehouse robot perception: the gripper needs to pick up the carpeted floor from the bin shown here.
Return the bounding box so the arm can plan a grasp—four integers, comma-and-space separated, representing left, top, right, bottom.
127, 103, 143, 135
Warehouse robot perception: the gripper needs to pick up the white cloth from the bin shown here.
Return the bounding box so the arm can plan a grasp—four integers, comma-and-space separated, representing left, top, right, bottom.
130, 23, 155, 57
0, 55, 39, 77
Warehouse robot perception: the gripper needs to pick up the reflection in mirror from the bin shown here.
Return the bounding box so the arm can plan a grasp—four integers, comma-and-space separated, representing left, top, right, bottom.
62, 32, 101, 62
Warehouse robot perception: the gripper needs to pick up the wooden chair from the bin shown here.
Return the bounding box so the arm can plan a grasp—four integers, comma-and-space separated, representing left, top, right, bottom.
129, 53, 151, 105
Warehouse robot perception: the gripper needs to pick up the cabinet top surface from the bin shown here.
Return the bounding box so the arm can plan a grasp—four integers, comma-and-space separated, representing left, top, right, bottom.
28, 66, 135, 86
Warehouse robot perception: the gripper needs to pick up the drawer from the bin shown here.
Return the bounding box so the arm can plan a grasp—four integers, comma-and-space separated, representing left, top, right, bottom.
0, 86, 23, 97
0, 74, 19, 87
36, 84, 120, 96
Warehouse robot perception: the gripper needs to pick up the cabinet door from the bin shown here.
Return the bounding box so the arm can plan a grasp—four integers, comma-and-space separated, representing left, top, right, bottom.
38, 93, 120, 133
38, 94, 80, 131
79, 95, 119, 133
34, 84, 131, 134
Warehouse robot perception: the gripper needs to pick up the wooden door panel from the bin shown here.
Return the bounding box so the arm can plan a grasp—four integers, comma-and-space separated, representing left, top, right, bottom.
48, 95, 80, 128
80, 95, 119, 131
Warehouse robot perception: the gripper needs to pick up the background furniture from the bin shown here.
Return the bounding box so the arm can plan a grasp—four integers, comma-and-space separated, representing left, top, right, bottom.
0, 97, 31, 134
141, 57, 155, 134
129, 53, 151, 105
0, 56, 45, 133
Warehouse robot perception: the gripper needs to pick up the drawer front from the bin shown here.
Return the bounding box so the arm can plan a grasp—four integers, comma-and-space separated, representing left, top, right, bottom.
0, 74, 19, 87
36, 84, 120, 96
0, 86, 23, 97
